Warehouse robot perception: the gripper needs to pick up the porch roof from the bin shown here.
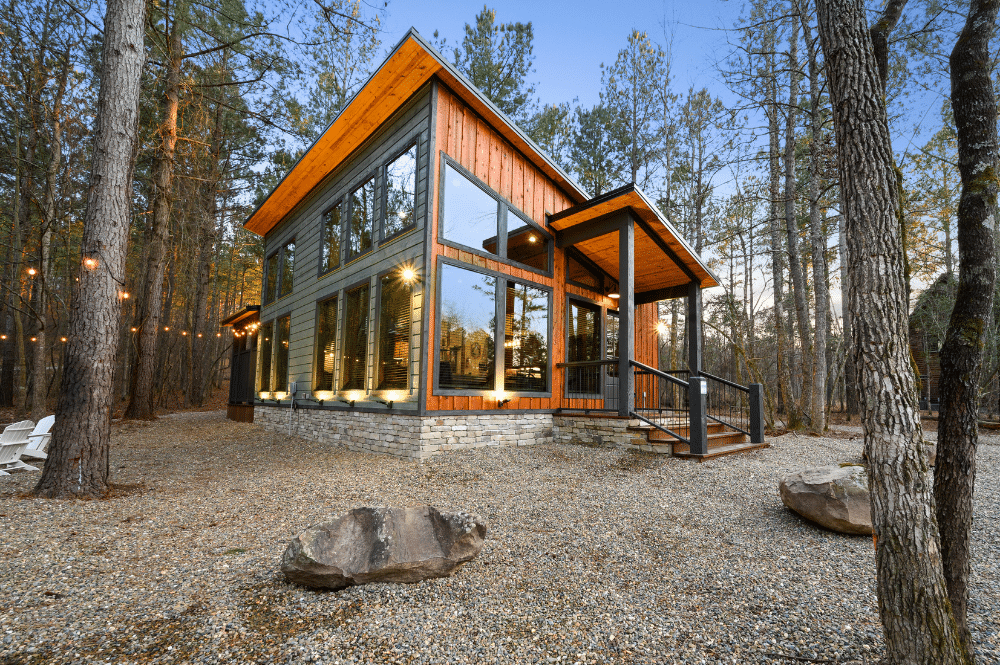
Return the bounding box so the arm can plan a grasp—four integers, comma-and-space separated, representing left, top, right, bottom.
549, 184, 719, 299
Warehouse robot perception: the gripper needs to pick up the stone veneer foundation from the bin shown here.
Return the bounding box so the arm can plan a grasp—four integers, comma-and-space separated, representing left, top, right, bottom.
254, 406, 641, 459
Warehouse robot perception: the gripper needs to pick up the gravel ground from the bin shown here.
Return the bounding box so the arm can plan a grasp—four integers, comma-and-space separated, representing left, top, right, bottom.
1, 412, 998, 665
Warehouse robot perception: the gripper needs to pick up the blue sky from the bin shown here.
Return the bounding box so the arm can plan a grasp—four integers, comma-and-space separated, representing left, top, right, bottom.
379, 0, 744, 110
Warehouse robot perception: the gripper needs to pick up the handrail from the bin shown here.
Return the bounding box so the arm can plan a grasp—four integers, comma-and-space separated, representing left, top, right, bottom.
631, 411, 690, 444
630, 360, 689, 389
701, 371, 750, 392
555, 359, 619, 368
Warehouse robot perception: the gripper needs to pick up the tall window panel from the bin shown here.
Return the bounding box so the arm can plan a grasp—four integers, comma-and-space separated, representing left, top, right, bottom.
258, 321, 274, 392
341, 284, 370, 390
377, 274, 412, 391
314, 297, 338, 392
506, 217, 549, 271
383, 146, 417, 240
567, 301, 600, 394
441, 163, 499, 256
606, 311, 620, 378
264, 254, 278, 303
279, 241, 295, 298
349, 177, 376, 258
274, 314, 290, 392
321, 203, 342, 274
438, 264, 496, 390
504, 281, 549, 393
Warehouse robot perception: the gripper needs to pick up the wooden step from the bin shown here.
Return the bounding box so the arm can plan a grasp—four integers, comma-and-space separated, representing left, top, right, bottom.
672, 441, 770, 461
669, 431, 749, 453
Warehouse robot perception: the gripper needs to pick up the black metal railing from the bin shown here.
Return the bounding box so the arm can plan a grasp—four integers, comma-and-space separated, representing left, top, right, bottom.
701, 371, 752, 437
630, 360, 691, 443
557, 359, 619, 411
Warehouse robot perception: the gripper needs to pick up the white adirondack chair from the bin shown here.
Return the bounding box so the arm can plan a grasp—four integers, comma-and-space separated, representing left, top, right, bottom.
0, 420, 38, 475
22, 415, 54, 460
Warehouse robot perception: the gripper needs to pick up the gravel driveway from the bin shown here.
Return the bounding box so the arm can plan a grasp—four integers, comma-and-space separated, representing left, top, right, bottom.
1, 411, 997, 664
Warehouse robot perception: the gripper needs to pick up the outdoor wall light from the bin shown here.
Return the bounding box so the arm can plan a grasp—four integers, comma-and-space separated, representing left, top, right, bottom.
374, 396, 394, 409
608, 292, 620, 299
337, 396, 356, 408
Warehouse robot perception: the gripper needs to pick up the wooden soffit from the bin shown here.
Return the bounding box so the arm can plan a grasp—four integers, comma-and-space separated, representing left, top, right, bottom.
220, 305, 260, 327
244, 30, 589, 236
549, 184, 720, 293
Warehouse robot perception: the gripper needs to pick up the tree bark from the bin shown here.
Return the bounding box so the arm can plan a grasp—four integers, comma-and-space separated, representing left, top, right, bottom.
124, 13, 181, 420
768, 61, 791, 425
814, 0, 970, 661
32, 0, 147, 498
935, 0, 999, 654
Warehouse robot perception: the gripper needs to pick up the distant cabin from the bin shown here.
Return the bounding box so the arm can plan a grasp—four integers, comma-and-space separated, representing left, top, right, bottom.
229, 29, 765, 459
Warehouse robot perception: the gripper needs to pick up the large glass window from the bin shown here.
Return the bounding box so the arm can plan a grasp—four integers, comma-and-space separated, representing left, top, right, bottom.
606, 311, 620, 378
504, 281, 548, 392
441, 163, 499, 256
438, 264, 497, 390
264, 254, 278, 303
567, 300, 600, 394
341, 284, 370, 390
258, 321, 273, 392
377, 273, 411, 390
506, 216, 549, 271
314, 297, 338, 392
274, 314, 290, 392
321, 203, 342, 274
279, 241, 295, 298
349, 177, 376, 258
383, 146, 417, 240
566, 252, 602, 291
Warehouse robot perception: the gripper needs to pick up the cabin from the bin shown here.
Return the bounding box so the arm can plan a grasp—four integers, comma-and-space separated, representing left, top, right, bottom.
237, 29, 765, 460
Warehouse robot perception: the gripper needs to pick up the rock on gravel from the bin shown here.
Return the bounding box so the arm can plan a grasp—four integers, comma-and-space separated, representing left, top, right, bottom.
779, 464, 873, 535
281, 505, 486, 590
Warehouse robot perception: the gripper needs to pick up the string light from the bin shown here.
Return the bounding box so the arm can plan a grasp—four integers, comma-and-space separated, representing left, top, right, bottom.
119, 291, 130, 299
182, 331, 188, 336
60, 337, 67, 343
131, 327, 137, 332
0, 335, 6, 340
164, 326, 170, 331
216, 332, 222, 337
27, 268, 37, 276
197, 333, 202, 338
30, 337, 37, 342
83, 257, 98, 270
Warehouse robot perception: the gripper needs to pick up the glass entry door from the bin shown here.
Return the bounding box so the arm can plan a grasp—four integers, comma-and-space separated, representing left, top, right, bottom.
605, 311, 619, 410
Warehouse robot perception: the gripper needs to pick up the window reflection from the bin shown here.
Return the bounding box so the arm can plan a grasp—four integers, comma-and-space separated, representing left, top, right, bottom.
439, 264, 496, 390
506, 219, 549, 270
279, 241, 295, 298
274, 315, 290, 391
377, 273, 411, 390
342, 284, 370, 390
314, 298, 337, 391
384, 146, 416, 239
258, 321, 273, 392
322, 203, 341, 273
504, 281, 548, 392
441, 163, 499, 256
567, 301, 600, 394
264, 254, 277, 303
350, 178, 375, 257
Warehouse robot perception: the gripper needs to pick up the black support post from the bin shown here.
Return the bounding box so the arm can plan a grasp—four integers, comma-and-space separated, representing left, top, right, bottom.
618, 217, 635, 418
688, 376, 708, 455
749, 383, 765, 443
687, 280, 702, 376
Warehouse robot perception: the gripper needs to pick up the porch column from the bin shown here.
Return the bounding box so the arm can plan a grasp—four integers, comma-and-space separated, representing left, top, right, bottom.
686, 280, 702, 376
618, 217, 635, 417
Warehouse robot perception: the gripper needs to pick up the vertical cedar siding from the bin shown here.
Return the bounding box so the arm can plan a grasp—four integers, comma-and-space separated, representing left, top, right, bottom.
426, 82, 661, 412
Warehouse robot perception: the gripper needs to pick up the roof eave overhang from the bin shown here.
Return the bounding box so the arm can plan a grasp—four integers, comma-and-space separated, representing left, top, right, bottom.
243, 29, 589, 237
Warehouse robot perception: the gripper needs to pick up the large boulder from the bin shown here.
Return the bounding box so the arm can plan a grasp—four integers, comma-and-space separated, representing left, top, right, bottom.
779, 464, 873, 535
281, 506, 487, 590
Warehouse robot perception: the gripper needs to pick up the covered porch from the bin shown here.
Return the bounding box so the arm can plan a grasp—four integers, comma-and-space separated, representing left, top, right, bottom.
550, 184, 765, 458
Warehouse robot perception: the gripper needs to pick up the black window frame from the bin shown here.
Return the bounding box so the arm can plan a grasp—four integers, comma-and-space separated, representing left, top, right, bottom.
380, 141, 419, 244
437, 154, 554, 277
433, 257, 553, 398
374, 268, 413, 393
564, 247, 609, 293
340, 279, 372, 392
564, 295, 604, 399
318, 199, 344, 277
312, 294, 339, 393
346, 173, 378, 262
263, 239, 295, 304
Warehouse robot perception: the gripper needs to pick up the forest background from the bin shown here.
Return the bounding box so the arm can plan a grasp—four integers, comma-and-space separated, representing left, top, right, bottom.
1, 0, 997, 431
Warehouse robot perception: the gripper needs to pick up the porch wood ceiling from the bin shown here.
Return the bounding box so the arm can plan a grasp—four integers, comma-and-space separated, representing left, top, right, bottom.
549, 185, 720, 297
244, 30, 588, 237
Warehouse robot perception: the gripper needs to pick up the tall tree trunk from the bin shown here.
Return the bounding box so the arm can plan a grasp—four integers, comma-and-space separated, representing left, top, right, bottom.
124, 15, 181, 420
800, 8, 829, 433
839, 212, 858, 416
768, 66, 791, 424
1, 121, 24, 408
935, 0, 999, 653
33, 0, 147, 498
815, 0, 970, 661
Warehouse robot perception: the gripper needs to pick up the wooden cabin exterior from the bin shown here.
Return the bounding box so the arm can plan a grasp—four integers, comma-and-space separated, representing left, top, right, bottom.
240, 30, 764, 459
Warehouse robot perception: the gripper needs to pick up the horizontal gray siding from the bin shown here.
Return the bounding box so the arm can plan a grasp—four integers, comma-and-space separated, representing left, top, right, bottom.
258, 87, 432, 410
